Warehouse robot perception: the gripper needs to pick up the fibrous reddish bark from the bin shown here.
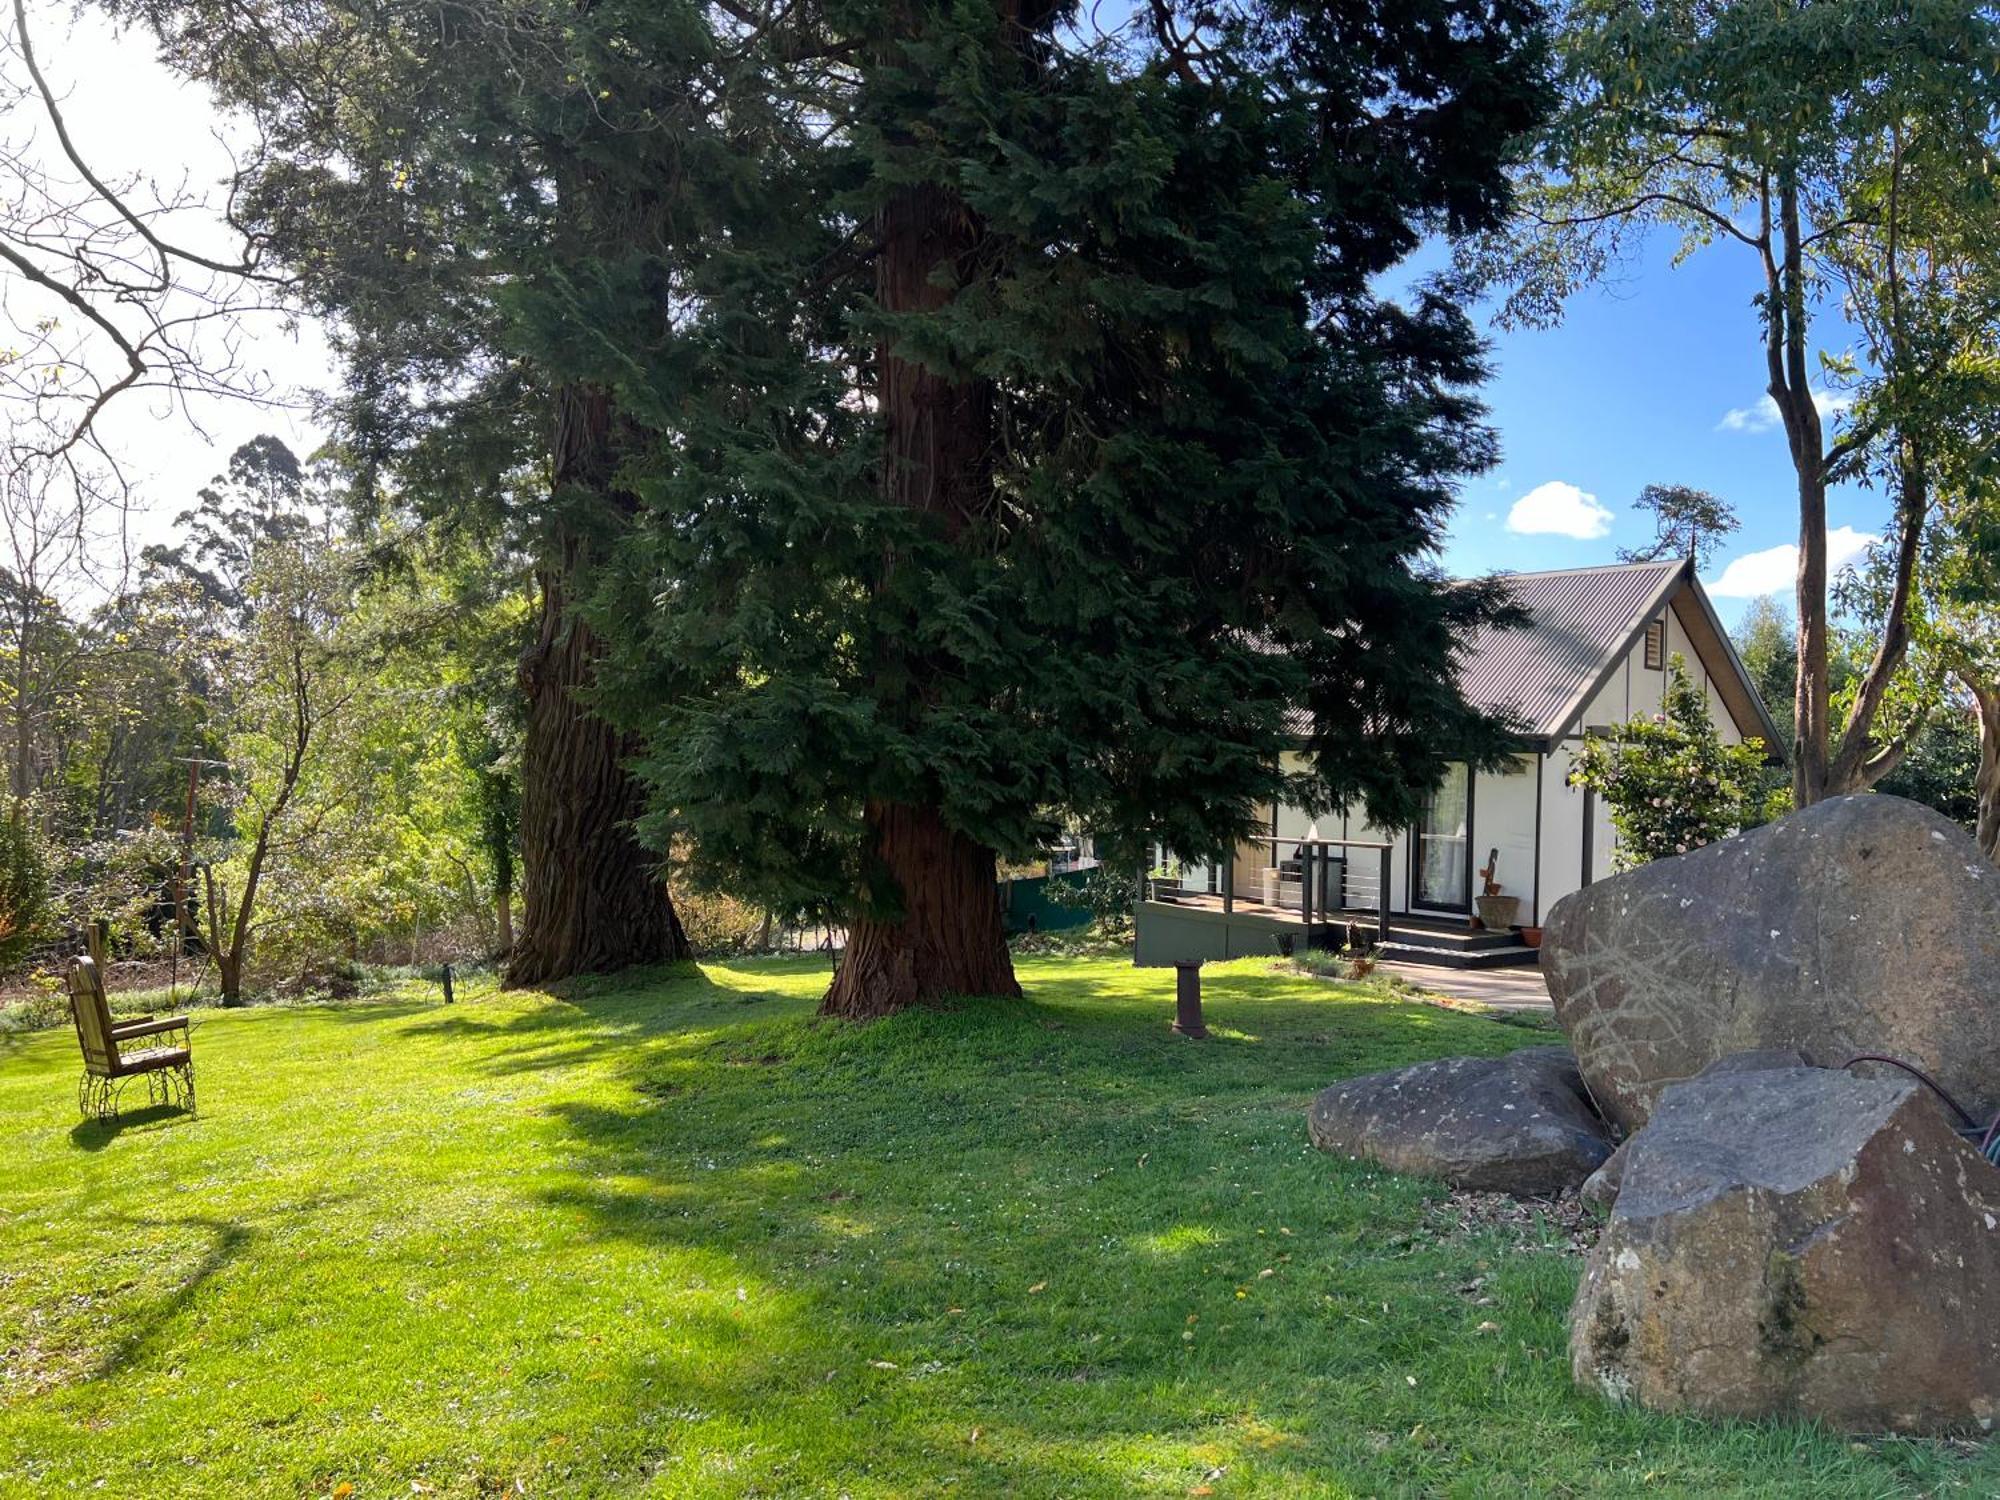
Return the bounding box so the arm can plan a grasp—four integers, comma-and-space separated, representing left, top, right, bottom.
814, 162, 1024, 1017
821, 802, 1019, 1019
505, 384, 689, 987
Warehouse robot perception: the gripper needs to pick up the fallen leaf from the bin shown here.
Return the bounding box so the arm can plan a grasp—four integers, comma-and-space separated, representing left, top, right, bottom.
869, 1359, 899, 1370
1476, 1321, 1500, 1335
1027, 1282, 1047, 1295
332, 1487, 353, 1500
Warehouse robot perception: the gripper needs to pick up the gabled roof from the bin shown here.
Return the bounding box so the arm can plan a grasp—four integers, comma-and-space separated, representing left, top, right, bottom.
1456, 558, 1784, 756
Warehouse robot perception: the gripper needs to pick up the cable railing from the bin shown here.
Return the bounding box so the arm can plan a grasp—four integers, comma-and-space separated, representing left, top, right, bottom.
1149, 835, 1395, 940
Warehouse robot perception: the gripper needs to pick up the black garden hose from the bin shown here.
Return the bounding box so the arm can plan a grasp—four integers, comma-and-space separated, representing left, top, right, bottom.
1840, 1053, 2000, 1164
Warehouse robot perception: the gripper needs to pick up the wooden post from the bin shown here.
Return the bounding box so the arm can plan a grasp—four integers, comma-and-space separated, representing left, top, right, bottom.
441, 962, 455, 1005
1377, 846, 1392, 945
1301, 841, 1315, 932
1222, 847, 1234, 915
1172, 962, 1208, 1039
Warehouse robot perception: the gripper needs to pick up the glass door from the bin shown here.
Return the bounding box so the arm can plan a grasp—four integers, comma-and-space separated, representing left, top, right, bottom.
1414, 762, 1470, 911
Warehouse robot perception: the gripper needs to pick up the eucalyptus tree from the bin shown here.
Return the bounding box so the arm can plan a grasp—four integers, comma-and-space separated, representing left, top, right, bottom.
1616, 483, 1738, 568
1465, 0, 2000, 805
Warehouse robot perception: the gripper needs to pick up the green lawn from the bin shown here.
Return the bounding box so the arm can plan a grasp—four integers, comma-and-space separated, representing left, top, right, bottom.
0, 955, 1990, 1497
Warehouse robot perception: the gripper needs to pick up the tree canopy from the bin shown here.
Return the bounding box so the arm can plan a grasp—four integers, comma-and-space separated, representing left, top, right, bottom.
1465, 0, 2000, 808
108, 0, 1553, 1013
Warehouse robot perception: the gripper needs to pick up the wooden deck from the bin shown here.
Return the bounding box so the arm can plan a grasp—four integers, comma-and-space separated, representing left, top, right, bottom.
1134, 891, 1539, 970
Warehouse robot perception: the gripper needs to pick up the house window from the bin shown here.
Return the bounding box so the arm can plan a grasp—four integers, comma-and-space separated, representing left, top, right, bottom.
1644, 617, 1665, 671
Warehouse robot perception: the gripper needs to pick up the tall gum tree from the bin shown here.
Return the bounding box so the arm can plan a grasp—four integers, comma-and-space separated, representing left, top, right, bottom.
596, 0, 1554, 1018
1460, 0, 2000, 806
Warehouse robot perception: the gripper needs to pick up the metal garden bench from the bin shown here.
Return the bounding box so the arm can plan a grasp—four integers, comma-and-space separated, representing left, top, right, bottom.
67, 955, 196, 1121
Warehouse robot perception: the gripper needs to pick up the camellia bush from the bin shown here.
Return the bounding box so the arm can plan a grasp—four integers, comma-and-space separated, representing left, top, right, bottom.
1570, 656, 1768, 870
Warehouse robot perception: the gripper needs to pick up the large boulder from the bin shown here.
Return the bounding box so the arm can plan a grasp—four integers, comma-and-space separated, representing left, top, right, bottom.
1571, 1063, 2000, 1435
1307, 1046, 1613, 1195
1544, 794, 2000, 1133
1578, 1053, 1810, 1214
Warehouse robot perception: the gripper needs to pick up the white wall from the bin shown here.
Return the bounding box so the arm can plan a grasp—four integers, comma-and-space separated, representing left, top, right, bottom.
1271, 752, 1401, 912
1470, 757, 1538, 918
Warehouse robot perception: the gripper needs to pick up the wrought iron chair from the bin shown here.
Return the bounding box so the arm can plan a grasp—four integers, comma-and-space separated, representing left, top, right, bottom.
67, 956, 195, 1121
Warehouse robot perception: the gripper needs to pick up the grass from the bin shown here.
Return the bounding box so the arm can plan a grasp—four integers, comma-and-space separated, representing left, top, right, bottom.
0, 954, 1991, 1497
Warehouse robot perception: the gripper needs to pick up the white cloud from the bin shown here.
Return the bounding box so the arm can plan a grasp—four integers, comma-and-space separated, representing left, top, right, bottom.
1705, 526, 1879, 598
1505, 480, 1613, 540
1717, 390, 1854, 434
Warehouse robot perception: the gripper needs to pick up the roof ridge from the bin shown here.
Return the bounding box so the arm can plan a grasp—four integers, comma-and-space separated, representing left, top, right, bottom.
1465, 559, 1684, 585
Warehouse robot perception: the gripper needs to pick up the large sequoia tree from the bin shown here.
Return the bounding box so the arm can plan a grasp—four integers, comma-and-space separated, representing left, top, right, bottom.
599, 0, 1553, 1016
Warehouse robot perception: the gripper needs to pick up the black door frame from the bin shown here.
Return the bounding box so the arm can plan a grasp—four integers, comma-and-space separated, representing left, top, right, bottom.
1408, 761, 1474, 914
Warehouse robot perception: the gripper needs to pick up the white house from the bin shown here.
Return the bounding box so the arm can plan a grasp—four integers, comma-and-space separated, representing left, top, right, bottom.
1134, 558, 1782, 969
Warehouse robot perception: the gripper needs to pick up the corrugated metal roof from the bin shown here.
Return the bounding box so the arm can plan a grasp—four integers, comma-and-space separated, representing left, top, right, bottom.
1456, 560, 1684, 741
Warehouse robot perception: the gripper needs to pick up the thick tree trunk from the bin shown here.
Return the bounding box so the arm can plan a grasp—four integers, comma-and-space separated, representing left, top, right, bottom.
816, 160, 1023, 1017
505, 380, 690, 986
505, 557, 689, 985
822, 802, 1020, 1018
496, 887, 514, 955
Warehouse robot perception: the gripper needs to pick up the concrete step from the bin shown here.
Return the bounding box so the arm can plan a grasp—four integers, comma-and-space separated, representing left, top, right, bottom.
1375, 940, 1541, 971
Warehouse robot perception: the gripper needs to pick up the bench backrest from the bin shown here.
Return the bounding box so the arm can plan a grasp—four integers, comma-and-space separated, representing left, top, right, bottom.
67, 957, 118, 1076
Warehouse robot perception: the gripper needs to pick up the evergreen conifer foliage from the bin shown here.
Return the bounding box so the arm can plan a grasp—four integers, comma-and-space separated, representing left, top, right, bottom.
599, 0, 1551, 1016
111, 0, 1548, 1014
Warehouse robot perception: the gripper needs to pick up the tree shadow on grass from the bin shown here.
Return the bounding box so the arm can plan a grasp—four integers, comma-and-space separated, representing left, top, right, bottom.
497, 958, 1558, 1493
78, 1212, 255, 1384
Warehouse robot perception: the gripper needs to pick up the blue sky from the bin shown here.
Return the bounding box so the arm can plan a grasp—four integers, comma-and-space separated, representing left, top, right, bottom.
1431, 233, 1882, 631
39, 1, 1888, 624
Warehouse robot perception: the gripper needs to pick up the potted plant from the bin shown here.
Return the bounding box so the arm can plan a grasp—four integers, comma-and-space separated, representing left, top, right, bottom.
1473, 849, 1520, 931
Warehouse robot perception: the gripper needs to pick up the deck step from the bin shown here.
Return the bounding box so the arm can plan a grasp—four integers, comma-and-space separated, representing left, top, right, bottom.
1378, 923, 1523, 954
1375, 940, 1541, 971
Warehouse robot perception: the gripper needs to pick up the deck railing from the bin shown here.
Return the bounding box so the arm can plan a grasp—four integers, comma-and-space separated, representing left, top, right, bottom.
1150, 835, 1395, 943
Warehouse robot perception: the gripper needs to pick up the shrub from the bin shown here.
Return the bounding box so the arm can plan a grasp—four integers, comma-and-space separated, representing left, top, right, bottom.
675, 885, 769, 956
1569, 655, 1767, 870
1046, 864, 1138, 936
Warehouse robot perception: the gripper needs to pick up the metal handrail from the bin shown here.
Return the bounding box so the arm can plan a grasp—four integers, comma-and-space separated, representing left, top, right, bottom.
1237, 833, 1394, 852
1148, 831, 1395, 943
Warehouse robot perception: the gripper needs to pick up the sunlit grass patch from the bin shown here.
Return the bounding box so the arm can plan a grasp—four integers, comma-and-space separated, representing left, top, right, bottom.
0, 953, 1991, 1496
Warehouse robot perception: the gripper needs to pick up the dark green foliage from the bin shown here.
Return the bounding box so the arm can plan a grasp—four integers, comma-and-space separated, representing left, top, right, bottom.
118, 0, 1553, 935
1569, 656, 1768, 869
595, 1, 1554, 914
1876, 708, 1983, 829
1045, 865, 1139, 937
